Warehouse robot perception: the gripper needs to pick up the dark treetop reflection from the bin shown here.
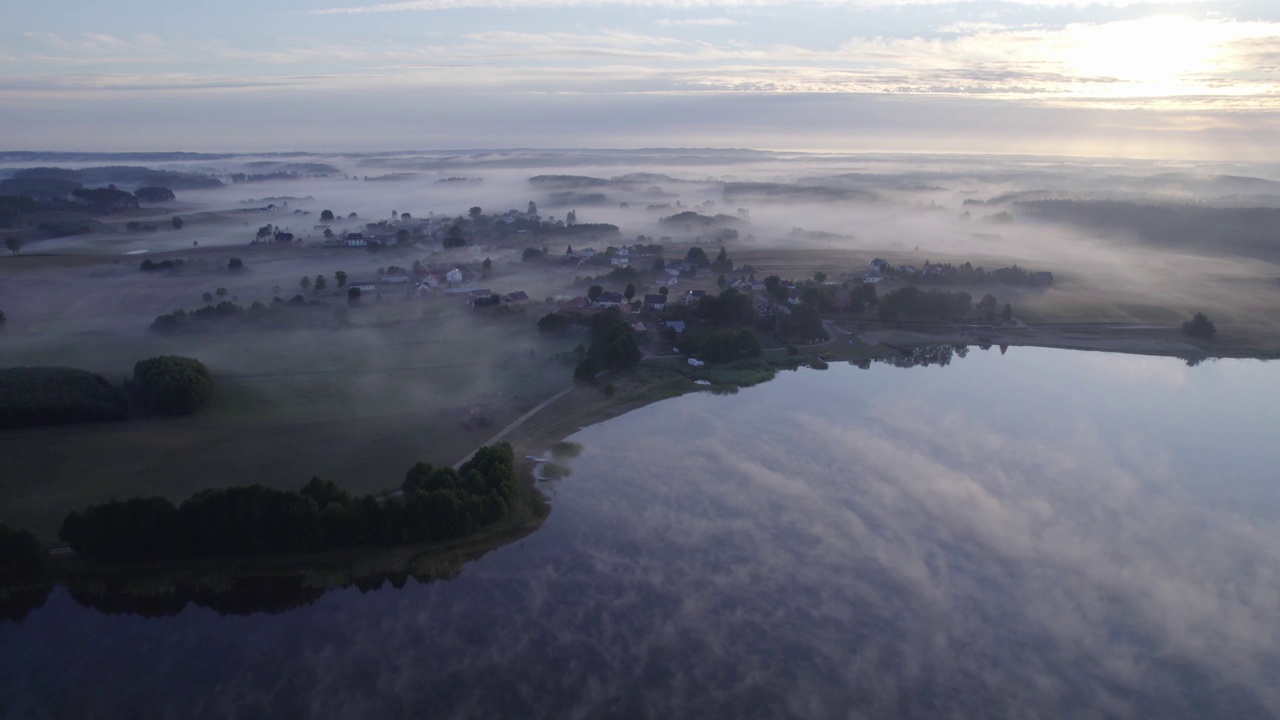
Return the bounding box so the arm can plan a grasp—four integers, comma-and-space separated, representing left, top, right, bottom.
2, 347, 1279, 719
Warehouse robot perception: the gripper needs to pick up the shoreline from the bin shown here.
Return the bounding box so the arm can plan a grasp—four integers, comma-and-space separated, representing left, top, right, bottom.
5, 321, 1273, 609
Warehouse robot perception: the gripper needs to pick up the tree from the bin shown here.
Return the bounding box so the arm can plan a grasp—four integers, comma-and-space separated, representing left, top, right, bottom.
300, 276, 312, 291
588, 285, 604, 303
686, 246, 710, 269
227, 257, 244, 270
482, 258, 492, 272
202, 292, 213, 302
132, 355, 213, 416
624, 283, 636, 301
658, 286, 669, 297
396, 229, 410, 243
0, 308, 6, 327
400, 212, 411, 221
320, 209, 334, 221
522, 247, 543, 262
334, 271, 348, 288
528, 201, 537, 215
566, 210, 577, 225
1002, 302, 1013, 323
814, 271, 827, 283
652, 257, 666, 273
469, 206, 482, 221
538, 312, 569, 332
711, 247, 733, 272
4, 237, 20, 255
215, 287, 227, 298
314, 275, 327, 292
171, 216, 184, 230
717, 274, 728, 290
0, 524, 48, 581
1182, 312, 1217, 339
348, 287, 362, 305
444, 225, 465, 248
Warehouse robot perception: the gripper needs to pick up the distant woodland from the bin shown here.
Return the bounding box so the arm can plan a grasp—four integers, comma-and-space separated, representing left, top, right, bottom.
1016, 200, 1280, 263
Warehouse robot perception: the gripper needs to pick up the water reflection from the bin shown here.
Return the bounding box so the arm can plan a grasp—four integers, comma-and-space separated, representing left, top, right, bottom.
1, 348, 1278, 719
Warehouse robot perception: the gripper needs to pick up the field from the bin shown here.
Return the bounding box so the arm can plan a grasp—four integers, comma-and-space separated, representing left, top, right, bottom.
0, 246, 584, 542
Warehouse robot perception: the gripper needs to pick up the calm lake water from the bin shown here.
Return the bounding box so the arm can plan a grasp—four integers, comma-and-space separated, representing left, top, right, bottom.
3, 347, 1279, 719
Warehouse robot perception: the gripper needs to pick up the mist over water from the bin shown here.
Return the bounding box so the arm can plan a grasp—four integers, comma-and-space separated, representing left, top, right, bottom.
4, 348, 1278, 719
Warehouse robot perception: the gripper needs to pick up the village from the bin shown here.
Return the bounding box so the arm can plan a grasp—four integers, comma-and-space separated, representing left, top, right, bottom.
225, 199, 1055, 369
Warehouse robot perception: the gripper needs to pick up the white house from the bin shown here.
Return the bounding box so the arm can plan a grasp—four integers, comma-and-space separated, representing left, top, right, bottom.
578, 248, 598, 259
611, 256, 630, 267
446, 267, 463, 285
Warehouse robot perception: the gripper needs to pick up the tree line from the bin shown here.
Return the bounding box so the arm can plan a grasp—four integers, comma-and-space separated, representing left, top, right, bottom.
151, 298, 347, 333
57, 444, 521, 563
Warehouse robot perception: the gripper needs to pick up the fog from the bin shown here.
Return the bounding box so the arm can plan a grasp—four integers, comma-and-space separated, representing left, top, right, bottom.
3, 147, 1280, 529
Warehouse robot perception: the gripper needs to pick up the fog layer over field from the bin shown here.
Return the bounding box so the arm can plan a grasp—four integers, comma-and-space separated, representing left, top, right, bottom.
2, 149, 1279, 538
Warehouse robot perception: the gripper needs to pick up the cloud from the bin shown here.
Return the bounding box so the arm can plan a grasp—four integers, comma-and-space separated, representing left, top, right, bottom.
313, 0, 1191, 13
655, 17, 741, 25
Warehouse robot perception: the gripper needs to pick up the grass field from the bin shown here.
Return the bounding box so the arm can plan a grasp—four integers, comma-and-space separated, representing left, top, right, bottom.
0, 274, 584, 542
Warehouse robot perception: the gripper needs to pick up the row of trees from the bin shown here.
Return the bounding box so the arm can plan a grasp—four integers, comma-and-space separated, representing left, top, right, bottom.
58, 444, 521, 562
151, 298, 346, 333
679, 328, 763, 364
0, 367, 130, 429
877, 287, 1011, 324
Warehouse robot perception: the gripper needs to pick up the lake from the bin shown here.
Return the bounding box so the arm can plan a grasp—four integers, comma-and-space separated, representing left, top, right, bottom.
3, 347, 1279, 719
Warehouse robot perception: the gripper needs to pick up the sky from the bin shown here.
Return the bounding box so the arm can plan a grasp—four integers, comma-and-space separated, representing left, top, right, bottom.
2, 0, 1279, 159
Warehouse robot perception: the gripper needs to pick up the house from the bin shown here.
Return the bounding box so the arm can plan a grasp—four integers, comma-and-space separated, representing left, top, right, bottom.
381, 274, 410, 284
419, 273, 442, 288
350, 281, 378, 293
578, 247, 598, 259
611, 256, 630, 267
467, 289, 496, 307
787, 287, 802, 305
346, 235, 367, 248
868, 258, 889, 271
862, 272, 884, 284
631, 322, 647, 333
644, 294, 667, 311
597, 291, 624, 308
615, 247, 630, 256
687, 358, 704, 367
665, 320, 686, 335
666, 268, 681, 277
502, 291, 530, 305
684, 289, 706, 304
445, 267, 463, 285
559, 296, 591, 312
